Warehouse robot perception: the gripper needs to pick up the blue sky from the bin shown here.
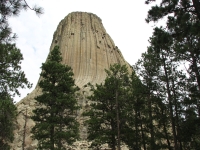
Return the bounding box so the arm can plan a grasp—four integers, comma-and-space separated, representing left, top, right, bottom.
9, 0, 157, 102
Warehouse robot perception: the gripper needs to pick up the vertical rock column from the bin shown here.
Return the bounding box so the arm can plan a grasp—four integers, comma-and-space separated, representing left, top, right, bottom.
49, 12, 131, 88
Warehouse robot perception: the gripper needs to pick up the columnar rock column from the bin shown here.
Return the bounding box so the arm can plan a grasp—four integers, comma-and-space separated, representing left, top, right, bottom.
49, 12, 132, 88
12, 12, 132, 150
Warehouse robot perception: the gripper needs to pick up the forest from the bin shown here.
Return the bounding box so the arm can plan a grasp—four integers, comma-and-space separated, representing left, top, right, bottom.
0, 0, 200, 150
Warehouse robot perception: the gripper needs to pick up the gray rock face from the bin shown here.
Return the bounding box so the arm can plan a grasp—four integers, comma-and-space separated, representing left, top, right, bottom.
11, 12, 131, 150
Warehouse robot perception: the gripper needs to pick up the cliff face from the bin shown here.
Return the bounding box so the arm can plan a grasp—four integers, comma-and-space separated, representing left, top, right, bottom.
49, 12, 131, 88
11, 12, 131, 150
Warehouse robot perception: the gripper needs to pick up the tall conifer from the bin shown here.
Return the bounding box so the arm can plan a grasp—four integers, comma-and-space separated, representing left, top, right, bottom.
0, 1, 43, 148
31, 46, 79, 150
84, 64, 130, 150
0, 43, 32, 149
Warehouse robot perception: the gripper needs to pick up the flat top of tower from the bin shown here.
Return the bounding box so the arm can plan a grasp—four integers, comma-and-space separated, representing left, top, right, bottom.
67, 11, 102, 22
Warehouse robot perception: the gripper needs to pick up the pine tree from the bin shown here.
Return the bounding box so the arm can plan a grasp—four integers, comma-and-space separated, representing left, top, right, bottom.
31, 46, 79, 150
0, 0, 43, 43
0, 93, 17, 150
144, 1, 200, 148
134, 26, 196, 149
145, 0, 200, 22
0, 43, 32, 149
0, 1, 43, 148
0, 43, 32, 96
84, 64, 130, 150
145, 0, 200, 118
124, 71, 146, 150
147, 27, 180, 150
153, 27, 199, 149
134, 51, 162, 150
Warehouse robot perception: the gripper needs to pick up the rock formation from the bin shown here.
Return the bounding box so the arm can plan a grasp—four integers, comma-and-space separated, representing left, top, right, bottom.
11, 12, 132, 150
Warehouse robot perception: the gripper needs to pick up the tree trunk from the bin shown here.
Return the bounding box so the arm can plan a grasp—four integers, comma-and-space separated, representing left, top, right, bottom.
50, 112, 54, 150
116, 90, 121, 150
58, 119, 62, 150
191, 54, 200, 117
192, 0, 200, 20
162, 54, 178, 150
171, 76, 183, 150
138, 112, 146, 150
161, 108, 171, 150
135, 110, 139, 149
22, 108, 27, 150
111, 119, 116, 150
147, 94, 155, 150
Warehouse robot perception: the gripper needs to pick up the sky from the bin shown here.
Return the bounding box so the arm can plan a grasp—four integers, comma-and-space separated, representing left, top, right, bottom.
9, 0, 157, 102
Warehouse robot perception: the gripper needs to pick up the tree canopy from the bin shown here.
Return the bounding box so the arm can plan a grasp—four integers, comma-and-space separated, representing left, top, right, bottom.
0, 0, 43, 43
84, 64, 132, 150
0, 1, 43, 148
31, 46, 79, 150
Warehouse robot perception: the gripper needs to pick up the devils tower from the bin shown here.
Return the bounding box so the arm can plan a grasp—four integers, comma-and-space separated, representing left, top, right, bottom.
11, 12, 132, 150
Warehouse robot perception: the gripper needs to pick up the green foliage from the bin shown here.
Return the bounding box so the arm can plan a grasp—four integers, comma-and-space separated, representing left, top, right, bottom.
0, 1, 43, 148
31, 46, 79, 150
123, 71, 147, 150
0, 0, 43, 43
0, 43, 31, 148
145, 0, 200, 106
134, 50, 164, 150
84, 64, 131, 150
145, 0, 199, 23
0, 94, 17, 150
133, 23, 200, 149
142, 0, 200, 149
0, 43, 32, 97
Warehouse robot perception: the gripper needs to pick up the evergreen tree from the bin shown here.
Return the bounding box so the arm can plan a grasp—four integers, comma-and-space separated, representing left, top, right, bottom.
145, 0, 200, 118
0, 43, 32, 149
84, 64, 130, 150
0, 0, 43, 43
0, 43, 32, 97
0, 1, 43, 148
148, 28, 182, 150
124, 71, 146, 150
145, 0, 200, 22
134, 26, 198, 149
144, 1, 200, 148
134, 51, 163, 150
0, 93, 17, 150
31, 46, 79, 150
